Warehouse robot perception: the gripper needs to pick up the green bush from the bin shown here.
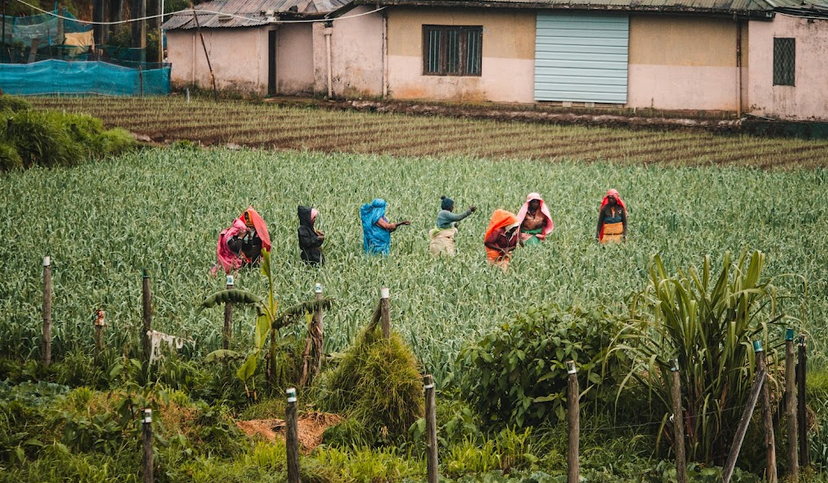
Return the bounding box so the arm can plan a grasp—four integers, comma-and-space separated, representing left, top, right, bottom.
316, 325, 424, 442
0, 142, 22, 170
0, 95, 31, 113
0, 110, 136, 171
461, 304, 627, 429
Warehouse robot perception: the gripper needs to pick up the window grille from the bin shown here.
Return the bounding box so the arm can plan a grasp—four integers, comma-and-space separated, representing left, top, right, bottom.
423, 26, 482, 76
773, 37, 795, 86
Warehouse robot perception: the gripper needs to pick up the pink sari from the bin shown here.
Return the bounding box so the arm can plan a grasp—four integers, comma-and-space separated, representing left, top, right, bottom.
212, 207, 272, 275
516, 193, 554, 242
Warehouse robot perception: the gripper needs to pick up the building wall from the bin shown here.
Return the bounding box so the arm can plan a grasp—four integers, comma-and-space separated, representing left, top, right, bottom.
313, 6, 384, 97
166, 28, 269, 93
386, 8, 536, 103
277, 24, 315, 95
627, 15, 747, 111
748, 14, 828, 121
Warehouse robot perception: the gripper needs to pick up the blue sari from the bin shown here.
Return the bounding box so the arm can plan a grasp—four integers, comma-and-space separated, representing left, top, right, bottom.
360, 199, 391, 256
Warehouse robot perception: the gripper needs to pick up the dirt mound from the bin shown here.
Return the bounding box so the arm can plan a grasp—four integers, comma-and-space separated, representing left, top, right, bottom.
236, 412, 343, 453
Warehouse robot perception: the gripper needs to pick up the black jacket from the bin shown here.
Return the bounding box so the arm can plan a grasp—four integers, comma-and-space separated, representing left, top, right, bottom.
297, 205, 325, 266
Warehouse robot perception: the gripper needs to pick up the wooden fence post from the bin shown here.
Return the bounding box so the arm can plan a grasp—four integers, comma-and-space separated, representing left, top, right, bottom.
722, 368, 766, 483
567, 361, 579, 483
94, 309, 106, 357
756, 340, 778, 483
380, 287, 390, 339
42, 256, 52, 367
785, 329, 799, 481
142, 408, 153, 483
286, 387, 300, 483
223, 275, 233, 350
424, 374, 439, 483
142, 269, 152, 364
797, 335, 809, 468
670, 359, 687, 483
300, 283, 325, 387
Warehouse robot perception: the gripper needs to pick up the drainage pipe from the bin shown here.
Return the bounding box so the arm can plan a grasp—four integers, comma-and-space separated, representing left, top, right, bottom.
324, 25, 333, 98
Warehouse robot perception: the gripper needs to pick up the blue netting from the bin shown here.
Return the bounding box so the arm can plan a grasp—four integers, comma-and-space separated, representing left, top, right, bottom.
0, 59, 170, 96
1, 9, 91, 46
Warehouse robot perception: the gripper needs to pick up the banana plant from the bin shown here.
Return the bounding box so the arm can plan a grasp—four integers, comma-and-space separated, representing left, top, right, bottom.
202, 249, 332, 396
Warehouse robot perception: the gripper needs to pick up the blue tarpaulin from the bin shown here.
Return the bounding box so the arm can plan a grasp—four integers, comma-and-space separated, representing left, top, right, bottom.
0, 59, 170, 96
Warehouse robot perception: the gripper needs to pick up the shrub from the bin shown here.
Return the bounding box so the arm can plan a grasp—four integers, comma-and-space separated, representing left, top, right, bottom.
0, 95, 31, 113
461, 304, 627, 429
316, 325, 424, 442
0, 141, 22, 170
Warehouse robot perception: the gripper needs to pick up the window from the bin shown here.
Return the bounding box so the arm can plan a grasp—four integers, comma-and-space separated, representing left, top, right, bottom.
773, 37, 795, 86
423, 26, 482, 76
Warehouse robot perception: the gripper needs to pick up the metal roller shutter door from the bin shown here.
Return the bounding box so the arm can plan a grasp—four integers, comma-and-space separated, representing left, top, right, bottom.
534, 13, 629, 104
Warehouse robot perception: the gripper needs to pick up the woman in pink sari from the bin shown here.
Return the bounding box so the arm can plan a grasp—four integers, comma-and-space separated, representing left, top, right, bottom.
516, 193, 554, 246
211, 207, 272, 275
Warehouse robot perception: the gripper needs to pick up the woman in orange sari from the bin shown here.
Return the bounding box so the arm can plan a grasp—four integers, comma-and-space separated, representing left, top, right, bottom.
211, 207, 272, 275
484, 209, 521, 271
596, 189, 627, 244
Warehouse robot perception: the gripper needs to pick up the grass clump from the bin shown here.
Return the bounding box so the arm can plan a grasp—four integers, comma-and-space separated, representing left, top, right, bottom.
0, 95, 31, 113
317, 325, 424, 443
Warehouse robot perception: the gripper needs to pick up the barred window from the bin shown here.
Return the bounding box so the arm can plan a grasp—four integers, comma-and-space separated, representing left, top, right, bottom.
773, 37, 795, 86
423, 26, 482, 76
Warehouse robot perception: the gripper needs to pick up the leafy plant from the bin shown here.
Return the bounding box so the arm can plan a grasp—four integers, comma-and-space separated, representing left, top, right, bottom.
461, 304, 627, 428
616, 250, 787, 464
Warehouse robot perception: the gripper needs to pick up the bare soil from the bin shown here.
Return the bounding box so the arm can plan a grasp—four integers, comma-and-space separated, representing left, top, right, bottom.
235, 412, 343, 453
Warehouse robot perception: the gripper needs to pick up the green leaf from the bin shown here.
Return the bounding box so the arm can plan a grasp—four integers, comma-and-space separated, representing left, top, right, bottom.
236, 353, 258, 383
254, 313, 270, 351
205, 349, 243, 363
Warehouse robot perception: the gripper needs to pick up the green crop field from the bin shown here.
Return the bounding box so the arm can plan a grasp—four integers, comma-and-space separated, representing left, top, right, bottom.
1, 147, 825, 380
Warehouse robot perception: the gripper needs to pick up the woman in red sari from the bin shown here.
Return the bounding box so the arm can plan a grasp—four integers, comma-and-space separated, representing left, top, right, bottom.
484, 209, 521, 272
596, 189, 627, 244
212, 207, 272, 275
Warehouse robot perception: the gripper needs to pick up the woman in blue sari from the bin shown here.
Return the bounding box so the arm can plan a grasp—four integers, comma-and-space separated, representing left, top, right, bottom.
360, 198, 410, 255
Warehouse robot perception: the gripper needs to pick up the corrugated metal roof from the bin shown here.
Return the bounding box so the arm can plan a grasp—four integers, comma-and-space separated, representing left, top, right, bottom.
351, 0, 787, 16
163, 0, 348, 30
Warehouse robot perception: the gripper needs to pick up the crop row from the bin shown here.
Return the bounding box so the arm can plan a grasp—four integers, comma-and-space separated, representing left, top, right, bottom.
28, 96, 828, 168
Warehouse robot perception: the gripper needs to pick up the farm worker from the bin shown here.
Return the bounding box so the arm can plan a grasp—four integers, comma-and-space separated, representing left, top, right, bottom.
360, 198, 410, 256
429, 195, 477, 256
297, 205, 325, 266
211, 207, 272, 275
516, 192, 554, 246
484, 209, 521, 271
596, 189, 627, 244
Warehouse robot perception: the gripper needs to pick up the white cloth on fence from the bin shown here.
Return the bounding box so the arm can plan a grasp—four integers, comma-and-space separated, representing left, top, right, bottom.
146, 330, 193, 363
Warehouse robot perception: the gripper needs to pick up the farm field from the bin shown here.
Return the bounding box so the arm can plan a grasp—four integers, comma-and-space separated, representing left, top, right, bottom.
0, 147, 825, 377
28, 96, 828, 168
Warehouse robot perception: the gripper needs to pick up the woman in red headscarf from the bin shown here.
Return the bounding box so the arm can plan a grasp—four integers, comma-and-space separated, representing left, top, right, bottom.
596, 189, 627, 244
484, 209, 521, 271
211, 207, 272, 275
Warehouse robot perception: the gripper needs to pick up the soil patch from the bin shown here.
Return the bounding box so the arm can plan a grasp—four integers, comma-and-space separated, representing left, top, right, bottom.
236, 412, 343, 453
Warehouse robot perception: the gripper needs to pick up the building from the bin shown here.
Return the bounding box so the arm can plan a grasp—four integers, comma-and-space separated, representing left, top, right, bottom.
163, 0, 828, 120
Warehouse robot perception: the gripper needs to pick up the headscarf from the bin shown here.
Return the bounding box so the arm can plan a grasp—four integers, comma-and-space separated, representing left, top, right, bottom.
598, 189, 627, 241
485, 209, 519, 241
310, 208, 319, 221
240, 207, 272, 251
516, 192, 554, 239
440, 196, 454, 211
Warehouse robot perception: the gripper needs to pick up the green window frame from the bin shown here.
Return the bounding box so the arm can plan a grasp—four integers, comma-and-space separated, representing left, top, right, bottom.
773, 37, 795, 86
423, 25, 482, 77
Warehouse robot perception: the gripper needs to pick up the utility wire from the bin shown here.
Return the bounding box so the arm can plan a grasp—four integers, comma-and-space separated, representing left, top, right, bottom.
13, 0, 384, 26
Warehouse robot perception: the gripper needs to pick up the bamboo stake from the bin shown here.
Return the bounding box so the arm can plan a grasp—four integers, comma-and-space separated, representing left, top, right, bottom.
94, 309, 105, 358
190, 2, 218, 101
670, 359, 687, 483
797, 335, 809, 468
42, 256, 52, 367
722, 367, 766, 483
380, 287, 390, 339
299, 283, 324, 387
424, 374, 438, 483
785, 329, 799, 481
142, 408, 153, 483
142, 269, 152, 364
567, 361, 579, 483
756, 341, 778, 483
223, 275, 233, 350
286, 388, 300, 483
